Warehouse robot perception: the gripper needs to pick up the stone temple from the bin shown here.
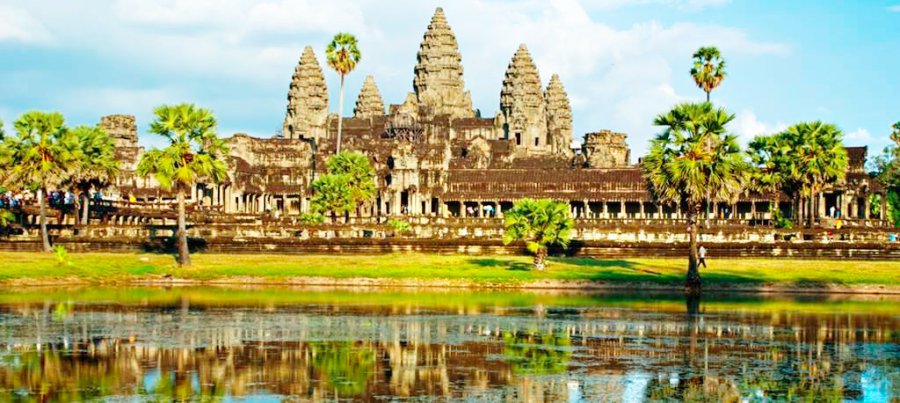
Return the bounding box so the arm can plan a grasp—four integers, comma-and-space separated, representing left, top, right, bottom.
105, 7, 887, 223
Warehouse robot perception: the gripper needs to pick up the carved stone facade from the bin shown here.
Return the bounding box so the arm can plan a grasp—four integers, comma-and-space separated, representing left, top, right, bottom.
353, 75, 385, 119
100, 114, 141, 173
282, 46, 329, 140
582, 130, 630, 168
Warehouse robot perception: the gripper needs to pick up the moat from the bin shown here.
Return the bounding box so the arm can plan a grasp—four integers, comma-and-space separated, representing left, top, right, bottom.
0, 287, 896, 401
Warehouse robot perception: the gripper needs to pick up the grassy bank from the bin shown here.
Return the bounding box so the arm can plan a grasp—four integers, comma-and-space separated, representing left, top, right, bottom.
1, 251, 898, 292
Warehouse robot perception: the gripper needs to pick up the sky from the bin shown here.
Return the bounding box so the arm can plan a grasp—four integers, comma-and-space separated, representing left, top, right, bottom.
1, 0, 899, 157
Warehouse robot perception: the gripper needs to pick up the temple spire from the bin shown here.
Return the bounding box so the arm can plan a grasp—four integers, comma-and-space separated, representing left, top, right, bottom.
282, 46, 329, 140
412, 7, 474, 119
500, 44, 546, 152
544, 74, 573, 155
354, 75, 385, 119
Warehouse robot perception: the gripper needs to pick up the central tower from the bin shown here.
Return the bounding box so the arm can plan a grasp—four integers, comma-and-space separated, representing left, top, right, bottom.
412, 7, 474, 119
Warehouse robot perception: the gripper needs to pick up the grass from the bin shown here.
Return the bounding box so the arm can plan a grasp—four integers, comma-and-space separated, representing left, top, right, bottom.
0, 251, 898, 290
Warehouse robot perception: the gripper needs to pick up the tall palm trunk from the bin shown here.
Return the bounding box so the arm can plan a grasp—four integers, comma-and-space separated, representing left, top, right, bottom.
686, 205, 701, 294
336, 74, 345, 154
38, 188, 52, 252
705, 91, 710, 103
176, 187, 190, 267
533, 247, 547, 271
808, 191, 815, 228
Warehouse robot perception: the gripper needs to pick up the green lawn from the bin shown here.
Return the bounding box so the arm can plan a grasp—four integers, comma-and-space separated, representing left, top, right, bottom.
0, 251, 897, 290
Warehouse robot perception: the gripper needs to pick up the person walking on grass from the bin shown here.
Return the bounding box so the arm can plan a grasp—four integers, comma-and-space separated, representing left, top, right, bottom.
699, 245, 708, 268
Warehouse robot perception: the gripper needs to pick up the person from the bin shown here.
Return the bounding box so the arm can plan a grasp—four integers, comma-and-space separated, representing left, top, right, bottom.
829, 205, 836, 218
129, 194, 137, 204
698, 245, 707, 268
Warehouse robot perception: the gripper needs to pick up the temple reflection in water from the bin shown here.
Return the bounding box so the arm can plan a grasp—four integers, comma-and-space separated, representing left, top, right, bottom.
0, 288, 897, 401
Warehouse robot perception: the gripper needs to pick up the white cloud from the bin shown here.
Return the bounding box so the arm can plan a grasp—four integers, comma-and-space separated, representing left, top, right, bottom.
732, 110, 787, 144
845, 128, 872, 142
887, 5, 900, 12
0, 5, 52, 43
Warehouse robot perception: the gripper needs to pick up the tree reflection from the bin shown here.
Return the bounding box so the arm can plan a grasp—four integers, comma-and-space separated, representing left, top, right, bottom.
502, 331, 572, 375
309, 342, 375, 397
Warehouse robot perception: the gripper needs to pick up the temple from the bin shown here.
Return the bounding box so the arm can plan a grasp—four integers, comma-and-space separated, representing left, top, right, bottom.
104, 7, 889, 225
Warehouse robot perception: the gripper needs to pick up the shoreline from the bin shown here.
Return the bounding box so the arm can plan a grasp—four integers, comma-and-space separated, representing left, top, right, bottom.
4, 276, 900, 296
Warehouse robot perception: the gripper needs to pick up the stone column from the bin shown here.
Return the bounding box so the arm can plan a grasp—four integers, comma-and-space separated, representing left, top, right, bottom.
818, 193, 826, 219
602, 202, 608, 219
864, 195, 871, 220
497, 202, 503, 218
881, 193, 888, 220
619, 201, 626, 218
583, 200, 591, 218
639, 202, 645, 218
850, 197, 858, 219
477, 201, 483, 218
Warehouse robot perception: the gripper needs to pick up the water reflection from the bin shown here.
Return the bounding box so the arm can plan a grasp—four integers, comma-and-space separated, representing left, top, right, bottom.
0, 287, 896, 401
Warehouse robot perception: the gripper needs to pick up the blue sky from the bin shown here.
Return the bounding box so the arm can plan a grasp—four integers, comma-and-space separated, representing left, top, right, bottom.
1, 0, 898, 156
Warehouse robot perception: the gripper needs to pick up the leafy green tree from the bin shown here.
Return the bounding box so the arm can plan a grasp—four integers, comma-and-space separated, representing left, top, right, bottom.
310, 152, 376, 222
748, 134, 802, 223
502, 198, 573, 271
872, 121, 900, 226
0, 209, 14, 237
642, 102, 748, 293
785, 121, 848, 226
0, 111, 75, 252
310, 174, 354, 222
326, 32, 361, 154
690, 47, 726, 102
65, 125, 120, 226
0, 118, 4, 140
326, 152, 376, 213
137, 104, 228, 266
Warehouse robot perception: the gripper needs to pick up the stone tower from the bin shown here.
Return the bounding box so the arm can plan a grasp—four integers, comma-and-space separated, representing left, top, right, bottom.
100, 115, 138, 149
282, 46, 329, 140
500, 44, 547, 153
544, 74, 573, 156
353, 75, 385, 119
412, 7, 474, 120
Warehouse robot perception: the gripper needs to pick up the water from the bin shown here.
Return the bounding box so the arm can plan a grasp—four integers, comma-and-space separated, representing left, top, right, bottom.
0, 287, 897, 402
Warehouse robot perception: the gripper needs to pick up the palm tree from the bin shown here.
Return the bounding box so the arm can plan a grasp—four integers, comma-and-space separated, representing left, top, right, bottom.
748, 134, 800, 224
642, 102, 748, 293
310, 173, 354, 223
0, 112, 75, 252
0, 118, 5, 140
786, 121, 848, 226
690, 47, 726, 102
66, 125, 120, 226
502, 198, 574, 271
325, 32, 361, 154
137, 104, 228, 266
326, 152, 376, 214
